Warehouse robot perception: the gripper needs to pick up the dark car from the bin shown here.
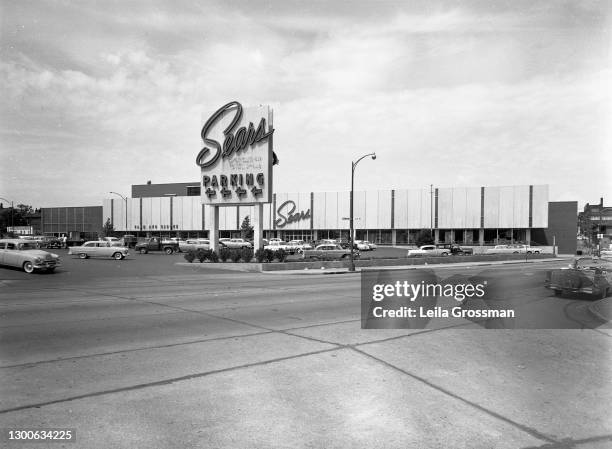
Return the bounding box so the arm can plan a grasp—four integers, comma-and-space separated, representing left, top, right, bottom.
45, 238, 63, 249
436, 243, 473, 256
545, 257, 611, 299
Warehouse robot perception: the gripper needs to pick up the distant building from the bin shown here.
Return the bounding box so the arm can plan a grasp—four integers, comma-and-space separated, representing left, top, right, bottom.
578, 198, 611, 239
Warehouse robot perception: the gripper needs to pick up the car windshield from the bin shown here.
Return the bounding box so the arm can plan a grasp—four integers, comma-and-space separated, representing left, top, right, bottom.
18, 242, 38, 250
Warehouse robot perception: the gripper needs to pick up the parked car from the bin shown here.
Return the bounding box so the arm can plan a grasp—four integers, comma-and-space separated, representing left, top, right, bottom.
285, 240, 313, 253
220, 238, 252, 249
436, 243, 473, 256
362, 240, 377, 250
135, 237, 178, 254
69, 241, 130, 260
179, 239, 210, 252
407, 245, 450, 257
486, 244, 541, 255
121, 235, 138, 248
264, 241, 290, 252
302, 244, 359, 260
45, 238, 63, 249
0, 239, 62, 273
354, 240, 372, 251
545, 257, 611, 299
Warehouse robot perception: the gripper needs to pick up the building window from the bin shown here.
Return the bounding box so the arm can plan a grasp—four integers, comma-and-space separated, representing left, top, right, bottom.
186, 186, 201, 196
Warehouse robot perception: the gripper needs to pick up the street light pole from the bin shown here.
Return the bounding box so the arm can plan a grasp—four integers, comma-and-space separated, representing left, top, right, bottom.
0, 196, 14, 232
109, 192, 127, 231
349, 153, 377, 272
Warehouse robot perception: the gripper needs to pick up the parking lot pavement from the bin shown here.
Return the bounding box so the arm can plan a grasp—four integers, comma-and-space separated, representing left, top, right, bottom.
0, 256, 610, 448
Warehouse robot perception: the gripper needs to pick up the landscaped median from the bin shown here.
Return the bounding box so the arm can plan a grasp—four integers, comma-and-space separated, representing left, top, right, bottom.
176, 250, 557, 272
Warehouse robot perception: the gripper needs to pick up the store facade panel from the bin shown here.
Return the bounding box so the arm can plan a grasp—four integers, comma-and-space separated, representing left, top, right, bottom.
273, 192, 312, 230
394, 188, 432, 229
532, 184, 549, 228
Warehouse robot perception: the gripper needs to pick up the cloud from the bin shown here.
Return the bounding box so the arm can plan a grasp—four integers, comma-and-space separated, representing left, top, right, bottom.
1, 0, 610, 208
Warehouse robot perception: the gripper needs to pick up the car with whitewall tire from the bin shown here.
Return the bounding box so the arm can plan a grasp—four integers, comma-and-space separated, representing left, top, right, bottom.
0, 239, 62, 273
69, 241, 129, 260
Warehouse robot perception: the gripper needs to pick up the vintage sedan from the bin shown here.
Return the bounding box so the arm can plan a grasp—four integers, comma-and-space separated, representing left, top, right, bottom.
302, 244, 359, 260
285, 240, 313, 253
264, 241, 290, 252
220, 238, 253, 249
354, 240, 372, 251
0, 239, 61, 273
407, 245, 450, 257
545, 257, 611, 299
179, 239, 210, 252
486, 244, 541, 255
363, 240, 377, 250
69, 241, 129, 260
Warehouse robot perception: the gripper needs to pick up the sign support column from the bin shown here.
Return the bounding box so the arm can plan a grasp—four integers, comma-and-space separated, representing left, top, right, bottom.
209, 206, 219, 251
253, 203, 264, 251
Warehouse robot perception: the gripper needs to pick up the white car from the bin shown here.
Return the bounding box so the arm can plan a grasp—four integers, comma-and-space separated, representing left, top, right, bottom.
407, 245, 450, 257
0, 239, 61, 273
287, 240, 313, 252
485, 244, 541, 255
179, 239, 210, 252
363, 240, 377, 250
354, 240, 371, 251
220, 238, 252, 249
69, 241, 129, 260
264, 241, 290, 252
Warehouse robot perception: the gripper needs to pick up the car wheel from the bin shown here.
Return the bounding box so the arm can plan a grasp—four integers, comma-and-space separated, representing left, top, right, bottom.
441, 252, 449, 256
534, 251, 540, 254
599, 288, 609, 300
79, 253, 88, 259
513, 251, 519, 254
22, 261, 35, 273
553, 289, 563, 297
113, 252, 124, 260
47, 267, 56, 273
139, 248, 147, 254
164, 247, 174, 255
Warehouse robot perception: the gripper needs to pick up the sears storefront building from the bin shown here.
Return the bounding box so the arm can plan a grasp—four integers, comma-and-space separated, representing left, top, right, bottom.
98, 182, 574, 251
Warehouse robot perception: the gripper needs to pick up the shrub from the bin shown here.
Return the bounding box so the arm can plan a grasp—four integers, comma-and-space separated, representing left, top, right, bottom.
255, 249, 266, 263
264, 249, 275, 263
219, 247, 231, 262
209, 250, 219, 263
230, 249, 242, 263
183, 250, 196, 263
241, 247, 254, 263
195, 248, 206, 262
276, 248, 288, 262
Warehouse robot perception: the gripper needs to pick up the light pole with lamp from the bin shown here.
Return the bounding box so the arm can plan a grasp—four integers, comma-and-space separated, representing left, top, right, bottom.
0, 196, 14, 232
109, 192, 128, 231
349, 153, 376, 272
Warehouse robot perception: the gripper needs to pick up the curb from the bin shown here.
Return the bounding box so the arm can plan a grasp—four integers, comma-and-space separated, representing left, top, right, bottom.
587, 298, 612, 323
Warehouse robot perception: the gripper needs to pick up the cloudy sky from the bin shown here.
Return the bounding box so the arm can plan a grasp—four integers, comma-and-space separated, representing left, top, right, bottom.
1, 0, 610, 209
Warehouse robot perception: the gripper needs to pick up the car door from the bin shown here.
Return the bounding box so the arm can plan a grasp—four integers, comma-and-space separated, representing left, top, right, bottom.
80, 242, 97, 256
96, 242, 112, 257
3, 242, 21, 267
0, 242, 6, 265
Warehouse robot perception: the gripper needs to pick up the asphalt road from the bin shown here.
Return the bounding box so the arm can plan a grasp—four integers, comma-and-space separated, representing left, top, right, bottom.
0, 257, 610, 448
